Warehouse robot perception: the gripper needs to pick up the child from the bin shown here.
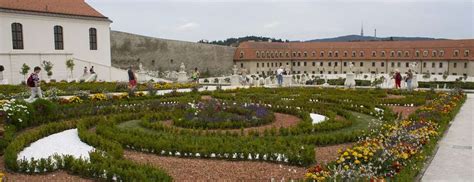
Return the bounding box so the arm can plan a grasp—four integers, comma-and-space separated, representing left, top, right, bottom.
27, 66, 43, 101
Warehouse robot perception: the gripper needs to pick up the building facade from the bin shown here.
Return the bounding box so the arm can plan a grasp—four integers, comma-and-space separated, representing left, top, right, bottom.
234, 40, 474, 77
0, 0, 116, 84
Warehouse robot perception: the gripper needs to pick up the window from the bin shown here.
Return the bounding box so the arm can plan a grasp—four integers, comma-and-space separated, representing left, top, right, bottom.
360, 62, 364, 67
303, 62, 307, 66
423, 51, 428, 57
439, 62, 443, 68
293, 52, 297, 57
279, 62, 282, 67
465, 50, 470, 57
415, 51, 420, 57
328, 62, 332, 67
279, 52, 283, 57
406, 62, 409, 67
320, 62, 323, 66
344, 51, 348, 57
432, 62, 435, 68
432, 51, 437, 57
453, 50, 459, 57
381, 51, 386, 57
335, 51, 339, 57
297, 62, 301, 66
352, 51, 356, 57
343, 62, 347, 67
257, 63, 259, 68
240, 51, 244, 58
262, 62, 265, 67
297, 52, 301, 57
334, 71, 338, 74
240, 63, 243, 68
12, 23, 24, 49
312, 62, 316, 66
89, 28, 97, 50
286, 52, 290, 57
312, 51, 316, 57
271, 62, 274, 67
328, 71, 332, 74
372, 51, 376, 57
423, 62, 426, 68
275, 51, 278, 58
381, 62, 385, 67
453, 62, 457, 68
320, 51, 324, 57
397, 51, 402, 57
53, 26, 64, 50
439, 50, 444, 57
391, 62, 395, 67
465, 62, 468, 68
267, 52, 270, 58
256, 51, 260, 58
404, 51, 409, 57
372, 62, 375, 67
304, 52, 308, 57
360, 51, 364, 57
267, 62, 270, 67
397, 62, 401, 67
328, 52, 333, 57
390, 51, 395, 57
334, 62, 338, 66
292, 62, 296, 66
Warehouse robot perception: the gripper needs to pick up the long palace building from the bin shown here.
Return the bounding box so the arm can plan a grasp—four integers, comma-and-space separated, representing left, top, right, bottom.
234, 39, 474, 77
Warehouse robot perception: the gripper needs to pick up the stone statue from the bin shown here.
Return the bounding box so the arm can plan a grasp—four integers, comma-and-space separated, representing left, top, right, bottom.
284, 65, 291, 75
349, 62, 354, 73
232, 64, 238, 75
179, 62, 186, 73
139, 62, 144, 72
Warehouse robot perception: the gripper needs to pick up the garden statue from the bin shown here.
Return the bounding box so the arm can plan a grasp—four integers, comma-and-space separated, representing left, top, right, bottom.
232, 64, 238, 75
179, 62, 186, 73
322, 75, 329, 87
410, 62, 419, 89
230, 64, 241, 86
139, 62, 144, 72
349, 62, 354, 73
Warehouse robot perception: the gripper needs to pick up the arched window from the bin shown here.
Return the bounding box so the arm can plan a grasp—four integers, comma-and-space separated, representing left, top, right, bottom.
423, 51, 428, 57
312, 51, 316, 57
397, 51, 402, 57
390, 51, 395, 57
381, 51, 386, 57
415, 51, 420, 57
320, 51, 324, 57
465, 50, 470, 57
240, 51, 244, 58
372, 51, 376, 57
432, 50, 437, 57
352, 51, 356, 57
262, 51, 266, 58
303, 51, 308, 57
334, 51, 339, 57
359, 51, 364, 57
286, 52, 290, 57
12, 23, 24, 49
292, 52, 297, 57
439, 50, 445, 57
266, 51, 270, 58
54, 26, 64, 50
256, 51, 260, 58
344, 51, 348, 57
328, 51, 333, 57
404, 51, 409, 57
454, 50, 459, 57
279, 52, 283, 57
297, 51, 302, 57
89, 28, 97, 50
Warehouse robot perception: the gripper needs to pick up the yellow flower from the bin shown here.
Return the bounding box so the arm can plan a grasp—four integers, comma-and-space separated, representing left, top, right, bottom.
344, 165, 349, 170
343, 152, 349, 156
355, 160, 361, 164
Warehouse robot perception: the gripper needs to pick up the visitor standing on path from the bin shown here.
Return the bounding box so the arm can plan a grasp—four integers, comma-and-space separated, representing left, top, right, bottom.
406, 69, 413, 91
83, 66, 88, 76
394, 70, 402, 89
128, 66, 137, 92
277, 66, 284, 86
192, 67, 200, 83
26, 66, 43, 102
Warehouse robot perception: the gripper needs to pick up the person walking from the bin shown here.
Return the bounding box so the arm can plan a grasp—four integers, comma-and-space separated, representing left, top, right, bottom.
26, 66, 43, 102
191, 67, 200, 83
89, 66, 95, 74
394, 69, 402, 89
406, 69, 413, 91
277, 66, 284, 86
83, 66, 88, 75
128, 66, 137, 92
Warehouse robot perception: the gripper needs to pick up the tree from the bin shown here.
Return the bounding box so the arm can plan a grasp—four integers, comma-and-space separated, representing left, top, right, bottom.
20, 63, 30, 81
66, 59, 75, 78
42, 60, 54, 78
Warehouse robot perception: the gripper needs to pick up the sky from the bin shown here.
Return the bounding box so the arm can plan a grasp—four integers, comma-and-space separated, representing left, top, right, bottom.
87, 0, 473, 42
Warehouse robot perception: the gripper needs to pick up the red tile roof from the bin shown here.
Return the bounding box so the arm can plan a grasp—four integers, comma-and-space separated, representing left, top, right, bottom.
235, 39, 474, 61
0, 0, 108, 19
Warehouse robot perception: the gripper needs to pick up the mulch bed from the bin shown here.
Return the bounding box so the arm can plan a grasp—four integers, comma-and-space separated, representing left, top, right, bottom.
162, 113, 301, 134
389, 106, 420, 119
0, 156, 92, 182
314, 143, 354, 165
124, 150, 306, 181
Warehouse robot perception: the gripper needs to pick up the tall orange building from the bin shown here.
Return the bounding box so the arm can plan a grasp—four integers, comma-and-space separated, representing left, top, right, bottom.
234, 39, 473, 77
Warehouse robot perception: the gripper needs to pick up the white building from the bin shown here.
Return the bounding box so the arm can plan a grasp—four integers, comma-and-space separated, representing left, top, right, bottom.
0, 0, 133, 84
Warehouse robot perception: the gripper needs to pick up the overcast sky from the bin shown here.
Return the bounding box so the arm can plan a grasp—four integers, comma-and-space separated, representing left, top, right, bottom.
87, 0, 473, 42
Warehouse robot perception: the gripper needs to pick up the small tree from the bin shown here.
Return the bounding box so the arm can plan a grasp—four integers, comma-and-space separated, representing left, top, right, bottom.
66, 59, 75, 78
42, 60, 54, 78
20, 63, 30, 81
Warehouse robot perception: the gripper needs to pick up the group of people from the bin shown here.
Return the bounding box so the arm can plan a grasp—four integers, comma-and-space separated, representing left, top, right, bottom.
393, 69, 414, 91
83, 66, 95, 76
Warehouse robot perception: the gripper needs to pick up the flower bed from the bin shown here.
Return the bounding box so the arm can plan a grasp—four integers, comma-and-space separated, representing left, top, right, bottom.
173, 99, 275, 129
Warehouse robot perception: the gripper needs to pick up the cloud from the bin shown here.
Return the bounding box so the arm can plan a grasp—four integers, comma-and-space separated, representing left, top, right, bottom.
177, 22, 200, 30
263, 21, 281, 29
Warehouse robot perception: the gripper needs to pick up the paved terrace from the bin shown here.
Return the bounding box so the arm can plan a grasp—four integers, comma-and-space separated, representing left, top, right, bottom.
421, 94, 473, 182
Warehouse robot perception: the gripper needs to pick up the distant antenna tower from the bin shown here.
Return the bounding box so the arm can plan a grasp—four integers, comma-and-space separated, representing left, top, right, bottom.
374, 28, 377, 38
360, 22, 364, 37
